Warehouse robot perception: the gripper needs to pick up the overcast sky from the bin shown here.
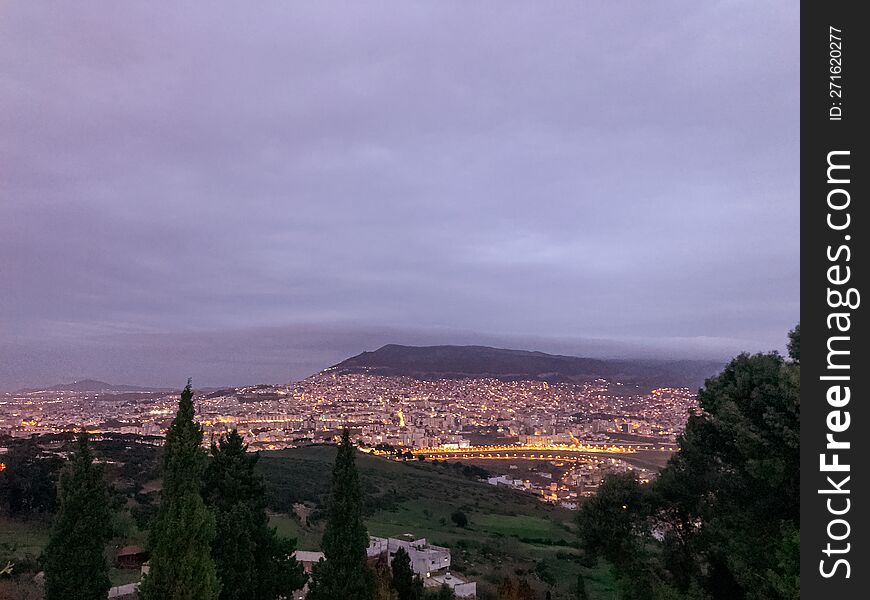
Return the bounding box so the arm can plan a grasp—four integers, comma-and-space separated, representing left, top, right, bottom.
0, 1, 799, 390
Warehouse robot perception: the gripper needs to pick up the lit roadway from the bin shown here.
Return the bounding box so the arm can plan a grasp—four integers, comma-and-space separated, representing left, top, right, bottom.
377, 443, 677, 461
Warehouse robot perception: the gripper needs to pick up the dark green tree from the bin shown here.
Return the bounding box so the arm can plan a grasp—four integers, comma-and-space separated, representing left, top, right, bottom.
307, 429, 372, 600
204, 429, 306, 599
390, 547, 423, 600
450, 510, 468, 528
425, 585, 456, 600
139, 381, 220, 600
43, 433, 113, 600
372, 558, 398, 600
787, 323, 799, 363
0, 436, 60, 516
576, 326, 800, 600
575, 471, 649, 570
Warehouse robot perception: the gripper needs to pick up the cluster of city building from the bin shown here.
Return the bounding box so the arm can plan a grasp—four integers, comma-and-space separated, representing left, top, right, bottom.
2, 373, 696, 446
1, 373, 696, 508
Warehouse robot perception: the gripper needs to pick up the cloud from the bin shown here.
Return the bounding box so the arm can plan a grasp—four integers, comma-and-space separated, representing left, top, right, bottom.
0, 1, 798, 389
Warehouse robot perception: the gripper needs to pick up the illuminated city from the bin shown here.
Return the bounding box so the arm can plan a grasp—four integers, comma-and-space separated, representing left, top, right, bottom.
1, 371, 696, 508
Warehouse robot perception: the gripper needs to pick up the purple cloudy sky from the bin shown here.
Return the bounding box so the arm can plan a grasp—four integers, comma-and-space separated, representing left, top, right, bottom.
0, 2, 799, 390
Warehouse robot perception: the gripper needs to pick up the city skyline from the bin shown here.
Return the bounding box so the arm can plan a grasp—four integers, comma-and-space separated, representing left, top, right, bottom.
0, 2, 799, 390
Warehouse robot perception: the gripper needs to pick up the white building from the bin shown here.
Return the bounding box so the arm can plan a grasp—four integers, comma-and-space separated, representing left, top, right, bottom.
367, 536, 450, 575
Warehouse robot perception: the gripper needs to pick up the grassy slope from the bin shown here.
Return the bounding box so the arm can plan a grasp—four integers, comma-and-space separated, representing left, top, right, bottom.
260, 446, 617, 599
0, 516, 51, 559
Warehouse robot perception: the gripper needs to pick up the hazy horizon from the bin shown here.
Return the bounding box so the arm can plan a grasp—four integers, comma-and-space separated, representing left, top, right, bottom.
1, 2, 798, 391
5, 327, 769, 392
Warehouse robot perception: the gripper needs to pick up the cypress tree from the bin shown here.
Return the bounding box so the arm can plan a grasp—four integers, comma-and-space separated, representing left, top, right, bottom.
307, 429, 372, 600
204, 429, 306, 599
43, 433, 112, 600
372, 557, 398, 600
391, 547, 422, 600
139, 381, 220, 600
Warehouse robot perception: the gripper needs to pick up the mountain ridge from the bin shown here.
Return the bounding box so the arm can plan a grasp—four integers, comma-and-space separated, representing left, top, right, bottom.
327, 344, 723, 390
15, 379, 169, 394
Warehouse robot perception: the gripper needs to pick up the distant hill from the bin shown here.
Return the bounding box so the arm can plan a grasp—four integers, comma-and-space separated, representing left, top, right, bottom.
327, 344, 723, 390
17, 379, 167, 393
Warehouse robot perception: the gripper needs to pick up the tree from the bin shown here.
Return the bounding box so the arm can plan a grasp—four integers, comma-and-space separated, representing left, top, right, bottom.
204, 429, 306, 599
43, 433, 113, 600
653, 330, 800, 599
497, 577, 536, 600
139, 381, 220, 600
450, 510, 468, 528
307, 429, 372, 600
391, 547, 423, 600
575, 471, 649, 570
425, 585, 456, 600
0, 436, 60, 516
371, 558, 398, 600
787, 323, 799, 363
576, 326, 801, 600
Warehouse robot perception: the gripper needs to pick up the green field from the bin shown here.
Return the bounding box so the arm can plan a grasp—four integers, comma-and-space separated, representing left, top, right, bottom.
0, 516, 51, 562
259, 446, 617, 599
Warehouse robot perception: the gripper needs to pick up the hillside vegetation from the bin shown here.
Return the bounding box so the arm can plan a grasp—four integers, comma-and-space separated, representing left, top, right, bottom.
259, 445, 613, 599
